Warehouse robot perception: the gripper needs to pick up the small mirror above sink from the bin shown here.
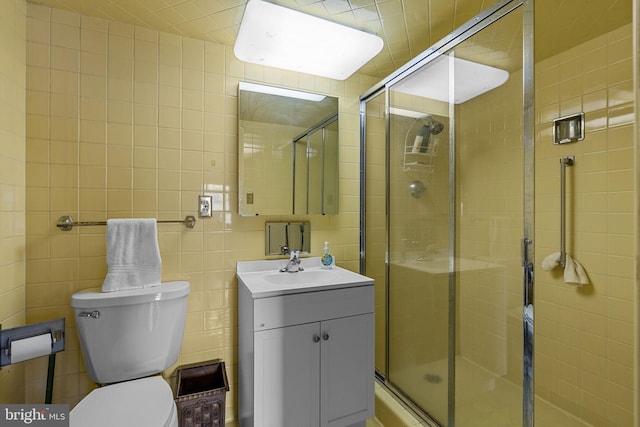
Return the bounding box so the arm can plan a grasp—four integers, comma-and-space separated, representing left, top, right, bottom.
265, 221, 310, 255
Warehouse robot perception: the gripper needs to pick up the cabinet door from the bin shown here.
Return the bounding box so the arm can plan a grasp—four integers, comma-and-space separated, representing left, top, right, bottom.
255, 322, 321, 427
320, 313, 375, 427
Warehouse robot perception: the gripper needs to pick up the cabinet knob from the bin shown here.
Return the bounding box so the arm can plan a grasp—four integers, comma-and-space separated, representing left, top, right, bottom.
322, 333, 329, 341
313, 335, 321, 343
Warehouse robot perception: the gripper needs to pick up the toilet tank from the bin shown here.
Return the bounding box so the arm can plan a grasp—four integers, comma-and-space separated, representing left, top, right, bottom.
71, 281, 190, 384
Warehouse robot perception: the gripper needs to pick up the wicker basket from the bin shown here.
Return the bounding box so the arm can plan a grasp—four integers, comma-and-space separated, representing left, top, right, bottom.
174, 360, 229, 427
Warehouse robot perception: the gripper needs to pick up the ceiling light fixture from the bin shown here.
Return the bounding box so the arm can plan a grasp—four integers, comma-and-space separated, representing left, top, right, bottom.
239, 81, 326, 102
234, 0, 384, 80
393, 55, 509, 104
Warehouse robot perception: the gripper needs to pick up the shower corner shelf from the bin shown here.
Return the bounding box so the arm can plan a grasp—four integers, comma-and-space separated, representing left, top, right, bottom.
403, 145, 437, 172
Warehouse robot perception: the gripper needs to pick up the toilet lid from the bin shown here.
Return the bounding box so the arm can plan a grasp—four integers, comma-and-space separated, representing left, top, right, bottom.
70, 376, 175, 427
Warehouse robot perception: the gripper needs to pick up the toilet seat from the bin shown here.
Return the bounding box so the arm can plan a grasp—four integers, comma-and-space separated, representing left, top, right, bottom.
70, 376, 177, 427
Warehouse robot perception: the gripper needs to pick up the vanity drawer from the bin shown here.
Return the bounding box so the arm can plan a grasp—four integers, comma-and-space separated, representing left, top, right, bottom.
253, 285, 374, 331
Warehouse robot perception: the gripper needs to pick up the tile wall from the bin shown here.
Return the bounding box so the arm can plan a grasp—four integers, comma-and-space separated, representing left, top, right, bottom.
0, 0, 26, 403
534, 24, 634, 426
23, 2, 375, 420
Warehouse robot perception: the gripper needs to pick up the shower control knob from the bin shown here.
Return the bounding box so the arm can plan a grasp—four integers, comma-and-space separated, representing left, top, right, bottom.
322, 333, 329, 341
313, 335, 320, 343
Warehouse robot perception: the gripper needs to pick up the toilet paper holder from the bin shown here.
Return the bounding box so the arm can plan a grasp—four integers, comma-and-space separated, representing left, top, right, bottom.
0, 318, 65, 367
0, 318, 65, 404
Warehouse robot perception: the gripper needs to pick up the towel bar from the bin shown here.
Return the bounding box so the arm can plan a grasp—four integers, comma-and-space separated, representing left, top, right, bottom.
559, 156, 574, 267
57, 215, 196, 231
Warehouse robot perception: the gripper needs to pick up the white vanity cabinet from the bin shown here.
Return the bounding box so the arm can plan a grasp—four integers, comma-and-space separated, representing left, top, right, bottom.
237, 259, 375, 427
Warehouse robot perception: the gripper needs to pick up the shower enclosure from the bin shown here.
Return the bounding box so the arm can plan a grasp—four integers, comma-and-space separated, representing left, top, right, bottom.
362, 0, 636, 425
361, 1, 534, 426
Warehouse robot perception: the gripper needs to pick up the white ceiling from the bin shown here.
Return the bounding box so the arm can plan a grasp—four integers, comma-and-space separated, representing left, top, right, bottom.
26, 0, 632, 79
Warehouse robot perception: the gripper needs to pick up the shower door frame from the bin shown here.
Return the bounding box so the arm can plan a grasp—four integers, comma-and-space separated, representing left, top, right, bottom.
359, 0, 535, 425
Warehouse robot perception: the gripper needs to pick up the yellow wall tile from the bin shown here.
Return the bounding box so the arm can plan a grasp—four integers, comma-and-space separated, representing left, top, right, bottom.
51, 7, 78, 26
106, 168, 132, 190
27, 16, 49, 44
535, 23, 634, 424
0, 0, 26, 402
23, 5, 364, 413
51, 46, 78, 72
13, 5, 637, 427
26, 41, 49, 68
108, 125, 133, 145
51, 22, 79, 49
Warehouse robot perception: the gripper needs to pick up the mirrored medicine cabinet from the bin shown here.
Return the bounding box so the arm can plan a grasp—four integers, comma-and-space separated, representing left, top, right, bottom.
238, 81, 339, 216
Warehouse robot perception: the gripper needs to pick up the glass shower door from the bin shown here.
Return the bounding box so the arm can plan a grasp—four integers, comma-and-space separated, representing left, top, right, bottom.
386, 92, 452, 425
362, 2, 531, 426
362, 90, 388, 379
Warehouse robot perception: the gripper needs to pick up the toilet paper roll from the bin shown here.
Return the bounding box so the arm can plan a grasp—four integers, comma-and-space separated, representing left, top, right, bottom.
10, 333, 52, 363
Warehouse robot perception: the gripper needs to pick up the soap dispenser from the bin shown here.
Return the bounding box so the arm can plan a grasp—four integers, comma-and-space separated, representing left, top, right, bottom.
321, 241, 335, 269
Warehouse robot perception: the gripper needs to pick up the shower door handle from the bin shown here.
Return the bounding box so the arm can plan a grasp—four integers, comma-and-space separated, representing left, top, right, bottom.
523, 262, 534, 307
521, 238, 534, 307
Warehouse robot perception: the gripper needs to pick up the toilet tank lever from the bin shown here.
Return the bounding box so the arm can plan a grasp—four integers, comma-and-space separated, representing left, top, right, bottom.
78, 311, 101, 319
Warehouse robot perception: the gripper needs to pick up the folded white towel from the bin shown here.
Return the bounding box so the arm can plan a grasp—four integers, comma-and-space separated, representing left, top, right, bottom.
102, 219, 162, 292
541, 251, 588, 286
541, 252, 562, 271
563, 255, 589, 286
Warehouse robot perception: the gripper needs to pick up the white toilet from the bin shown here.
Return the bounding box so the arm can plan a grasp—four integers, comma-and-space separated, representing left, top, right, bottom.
69, 281, 190, 427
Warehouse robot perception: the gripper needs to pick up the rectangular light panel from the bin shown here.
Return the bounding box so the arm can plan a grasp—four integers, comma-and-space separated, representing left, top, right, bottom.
393, 55, 509, 104
239, 81, 325, 102
234, 0, 384, 80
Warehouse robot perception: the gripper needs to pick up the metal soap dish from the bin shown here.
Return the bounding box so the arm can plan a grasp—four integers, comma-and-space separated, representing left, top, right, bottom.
553, 113, 584, 145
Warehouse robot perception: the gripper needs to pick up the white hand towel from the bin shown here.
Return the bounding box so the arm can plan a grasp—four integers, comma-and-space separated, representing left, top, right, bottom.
541, 251, 589, 286
563, 255, 589, 286
541, 252, 562, 271
102, 218, 162, 292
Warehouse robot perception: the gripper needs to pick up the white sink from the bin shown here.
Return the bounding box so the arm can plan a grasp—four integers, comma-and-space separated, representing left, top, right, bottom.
262, 269, 332, 285
237, 257, 373, 298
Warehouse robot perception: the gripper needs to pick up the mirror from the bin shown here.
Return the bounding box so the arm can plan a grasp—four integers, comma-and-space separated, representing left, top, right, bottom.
238, 82, 339, 216
265, 221, 311, 255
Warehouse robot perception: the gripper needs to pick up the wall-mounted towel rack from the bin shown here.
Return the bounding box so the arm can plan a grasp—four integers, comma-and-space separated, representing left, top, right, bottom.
559, 155, 574, 267
57, 215, 196, 231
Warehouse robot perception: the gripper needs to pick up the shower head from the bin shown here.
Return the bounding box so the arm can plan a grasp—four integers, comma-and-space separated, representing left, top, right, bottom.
407, 116, 444, 154
427, 118, 444, 135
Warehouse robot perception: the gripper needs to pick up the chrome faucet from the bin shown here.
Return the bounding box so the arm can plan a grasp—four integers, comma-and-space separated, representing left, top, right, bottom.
280, 250, 304, 273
